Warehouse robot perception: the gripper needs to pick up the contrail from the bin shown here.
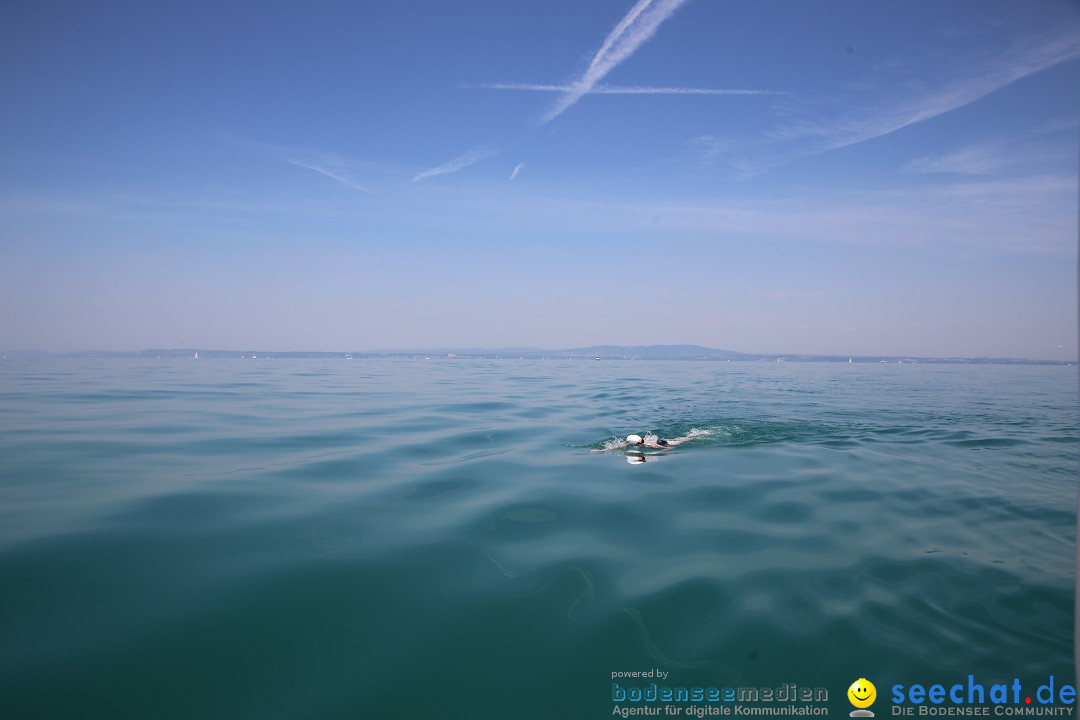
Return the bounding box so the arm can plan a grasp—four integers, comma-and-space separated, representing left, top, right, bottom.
412, 146, 499, 182
508, 163, 524, 181
283, 157, 368, 192
478, 82, 780, 96
587, 0, 656, 78
763, 23, 1080, 164
541, 0, 692, 123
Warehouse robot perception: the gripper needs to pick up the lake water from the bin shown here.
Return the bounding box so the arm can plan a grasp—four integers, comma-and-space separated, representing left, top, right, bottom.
0, 358, 1075, 719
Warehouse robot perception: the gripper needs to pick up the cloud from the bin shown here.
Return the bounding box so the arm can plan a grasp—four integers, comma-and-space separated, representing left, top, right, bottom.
540, 0, 692, 123
412, 146, 500, 182
703, 23, 1080, 174
226, 136, 374, 192
476, 82, 780, 96
690, 134, 738, 163
508, 163, 524, 181
419, 171, 1075, 257
901, 119, 1076, 177
1028, 115, 1080, 137
902, 142, 1008, 175
782, 25, 1080, 157
283, 157, 369, 192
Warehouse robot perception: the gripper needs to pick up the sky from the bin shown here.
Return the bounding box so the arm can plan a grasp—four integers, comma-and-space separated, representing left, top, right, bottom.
1, 0, 1078, 358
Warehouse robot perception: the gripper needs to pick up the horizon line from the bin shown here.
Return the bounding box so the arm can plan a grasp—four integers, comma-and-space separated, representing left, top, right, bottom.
2, 346, 1074, 364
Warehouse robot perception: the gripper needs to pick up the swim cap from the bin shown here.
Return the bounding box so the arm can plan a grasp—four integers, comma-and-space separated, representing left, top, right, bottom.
626, 434, 643, 445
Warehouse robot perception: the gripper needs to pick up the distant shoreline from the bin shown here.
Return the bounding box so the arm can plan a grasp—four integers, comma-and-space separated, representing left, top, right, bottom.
1, 345, 1074, 366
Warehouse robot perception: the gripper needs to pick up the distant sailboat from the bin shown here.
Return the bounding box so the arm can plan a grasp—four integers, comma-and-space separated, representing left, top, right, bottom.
194, 351, 199, 359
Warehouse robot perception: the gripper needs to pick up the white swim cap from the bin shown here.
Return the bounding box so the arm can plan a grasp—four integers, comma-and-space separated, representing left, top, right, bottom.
626, 434, 643, 445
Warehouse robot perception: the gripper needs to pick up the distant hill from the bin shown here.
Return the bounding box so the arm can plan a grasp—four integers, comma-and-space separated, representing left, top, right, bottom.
358, 344, 745, 359
558, 344, 745, 359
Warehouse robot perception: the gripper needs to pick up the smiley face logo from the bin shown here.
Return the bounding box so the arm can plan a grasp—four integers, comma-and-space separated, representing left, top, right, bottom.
848, 678, 876, 709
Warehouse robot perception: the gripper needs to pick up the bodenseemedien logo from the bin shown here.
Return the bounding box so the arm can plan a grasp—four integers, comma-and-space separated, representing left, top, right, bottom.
609, 674, 830, 717
849, 679, 877, 717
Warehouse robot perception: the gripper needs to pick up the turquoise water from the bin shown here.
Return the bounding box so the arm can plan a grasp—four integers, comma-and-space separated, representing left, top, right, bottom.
0, 358, 1075, 719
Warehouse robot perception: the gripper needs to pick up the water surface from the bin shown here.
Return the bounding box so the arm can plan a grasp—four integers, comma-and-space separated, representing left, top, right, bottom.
0, 358, 1075, 719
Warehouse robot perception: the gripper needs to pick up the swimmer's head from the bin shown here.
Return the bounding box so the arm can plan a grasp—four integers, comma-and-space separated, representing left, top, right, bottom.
626, 434, 644, 445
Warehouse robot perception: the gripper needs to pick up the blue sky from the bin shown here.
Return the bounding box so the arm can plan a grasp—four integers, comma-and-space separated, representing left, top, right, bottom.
1, 0, 1077, 358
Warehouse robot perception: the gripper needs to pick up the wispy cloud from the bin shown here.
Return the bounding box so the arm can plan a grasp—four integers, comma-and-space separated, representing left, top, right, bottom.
690, 135, 738, 164
541, 0, 692, 123
508, 163, 524, 181
227, 136, 375, 192
419, 171, 1075, 257
699, 23, 1080, 175
902, 142, 1007, 175
412, 146, 500, 182
1029, 115, 1080, 137
774, 24, 1080, 160
283, 157, 369, 192
476, 82, 780, 96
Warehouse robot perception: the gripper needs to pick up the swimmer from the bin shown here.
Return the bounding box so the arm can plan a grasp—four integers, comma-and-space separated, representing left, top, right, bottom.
625, 433, 692, 449
624, 433, 666, 448
592, 432, 695, 452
